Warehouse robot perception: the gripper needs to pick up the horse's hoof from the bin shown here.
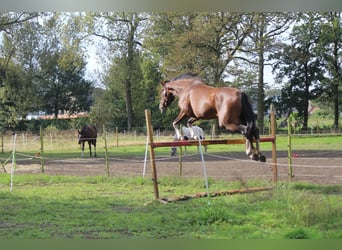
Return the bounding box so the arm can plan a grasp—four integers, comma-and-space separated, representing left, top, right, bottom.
251, 154, 259, 161
259, 155, 266, 162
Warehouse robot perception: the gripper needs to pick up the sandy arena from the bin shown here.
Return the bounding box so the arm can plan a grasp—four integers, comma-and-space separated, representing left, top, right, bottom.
7, 149, 342, 185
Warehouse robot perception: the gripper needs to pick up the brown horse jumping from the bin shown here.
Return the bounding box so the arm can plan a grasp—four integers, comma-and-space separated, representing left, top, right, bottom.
159, 73, 266, 162
78, 125, 97, 158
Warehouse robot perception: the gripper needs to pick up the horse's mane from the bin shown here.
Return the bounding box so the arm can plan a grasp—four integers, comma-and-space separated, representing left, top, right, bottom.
170, 72, 200, 81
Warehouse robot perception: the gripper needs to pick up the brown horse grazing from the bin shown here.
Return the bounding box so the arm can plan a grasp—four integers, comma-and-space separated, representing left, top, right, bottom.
159, 73, 266, 162
78, 125, 97, 158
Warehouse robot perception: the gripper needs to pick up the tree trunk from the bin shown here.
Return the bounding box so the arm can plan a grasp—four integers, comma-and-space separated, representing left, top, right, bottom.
124, 16, 136, 132
333, 81, 339, 129
257, 47, 265, 134
125, 76, 133, 131
333, 41, 340, 129
303, 64, 310, 131
257, 16, 265, 134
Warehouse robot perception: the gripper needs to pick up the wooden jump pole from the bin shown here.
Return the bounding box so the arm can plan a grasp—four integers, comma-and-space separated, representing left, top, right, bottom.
145, 109, 159, 199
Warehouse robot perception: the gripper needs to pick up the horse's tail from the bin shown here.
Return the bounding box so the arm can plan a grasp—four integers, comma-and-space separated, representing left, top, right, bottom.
240, 92, 256, 139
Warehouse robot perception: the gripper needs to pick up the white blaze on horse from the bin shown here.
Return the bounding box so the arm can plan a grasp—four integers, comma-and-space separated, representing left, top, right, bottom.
159, 73, 266, 162
78, 125, 97, 158
171, 126, 207, 156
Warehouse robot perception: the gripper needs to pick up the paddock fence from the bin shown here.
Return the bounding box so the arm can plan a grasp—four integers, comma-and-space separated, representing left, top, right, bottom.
1, 120, 341, 194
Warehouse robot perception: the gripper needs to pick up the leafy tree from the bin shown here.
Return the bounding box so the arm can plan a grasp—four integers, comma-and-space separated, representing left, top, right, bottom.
0, 12, 38, 33
241, 13, 294, 131
96, 55, 136, 130
89, 12, 148, 131
272, 13, 325, 130
0, 12, 39, 130
89, 85, 126, 130
146, 12, 254, 83
37, 13, 93, 119
316, 12, 342, 129
0, 61, 30, 130
138, 53, 162, 128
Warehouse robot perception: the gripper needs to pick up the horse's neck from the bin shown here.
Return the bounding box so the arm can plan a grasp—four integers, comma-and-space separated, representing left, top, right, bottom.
169, 80, 196, 95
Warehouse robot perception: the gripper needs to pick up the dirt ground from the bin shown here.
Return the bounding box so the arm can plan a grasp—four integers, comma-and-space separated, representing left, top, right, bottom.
7, 149, 342, 186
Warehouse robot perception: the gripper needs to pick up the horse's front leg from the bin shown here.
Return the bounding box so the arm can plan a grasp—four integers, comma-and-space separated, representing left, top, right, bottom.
173, 122, 182, 140
173, 112, 187, 140
93, 143, 97, 157
81, 142, 85, 157
187, 117, 198, 139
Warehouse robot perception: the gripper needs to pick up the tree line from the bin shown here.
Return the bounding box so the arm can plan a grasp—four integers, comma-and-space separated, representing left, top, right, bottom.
0, 12, 341, 133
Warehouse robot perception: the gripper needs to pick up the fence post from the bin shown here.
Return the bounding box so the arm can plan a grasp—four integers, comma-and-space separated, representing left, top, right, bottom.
10, 133, 17, 192
179, 146, 183, 176
116, 127, 119, 147
270, 105, 277, 184
40, 126, 44, 173
145, 109, 159, 199
103, 125, 110, 176
287, 115, 293, 182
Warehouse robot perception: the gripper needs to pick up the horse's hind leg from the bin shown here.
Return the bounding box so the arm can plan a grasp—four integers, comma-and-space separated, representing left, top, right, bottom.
246, 139, 259, 161
221, 122, 258, 160
246, 128, 266, 162
254, 128, 266, 162
88, 141, 92, 157
255, 139, 266, 162
94, 141, 97, 157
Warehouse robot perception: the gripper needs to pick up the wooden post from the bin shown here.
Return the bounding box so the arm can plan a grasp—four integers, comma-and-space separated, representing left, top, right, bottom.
270, 105, 277, 183
40, 126, 44, 173
179, 146, 183, 176
116, 127, 119, 147
178, 124, 183, 176
145, 109, 159, 199
103, 125, 110, 176
287, 115, 293, 182
10, 133, 17, 192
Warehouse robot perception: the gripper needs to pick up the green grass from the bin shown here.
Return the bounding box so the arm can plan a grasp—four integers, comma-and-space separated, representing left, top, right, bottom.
0, 174, 341, 239
0, 133, 341, 239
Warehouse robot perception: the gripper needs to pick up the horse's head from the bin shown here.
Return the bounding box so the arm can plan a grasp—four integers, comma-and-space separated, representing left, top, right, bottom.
78, 128, 86, 144
78, 129, 82, 144
159, 81, 175, 113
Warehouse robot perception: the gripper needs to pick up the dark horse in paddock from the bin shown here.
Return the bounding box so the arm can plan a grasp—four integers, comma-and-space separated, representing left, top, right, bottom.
159, 73, 266, 162
78, 125, 97, 158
